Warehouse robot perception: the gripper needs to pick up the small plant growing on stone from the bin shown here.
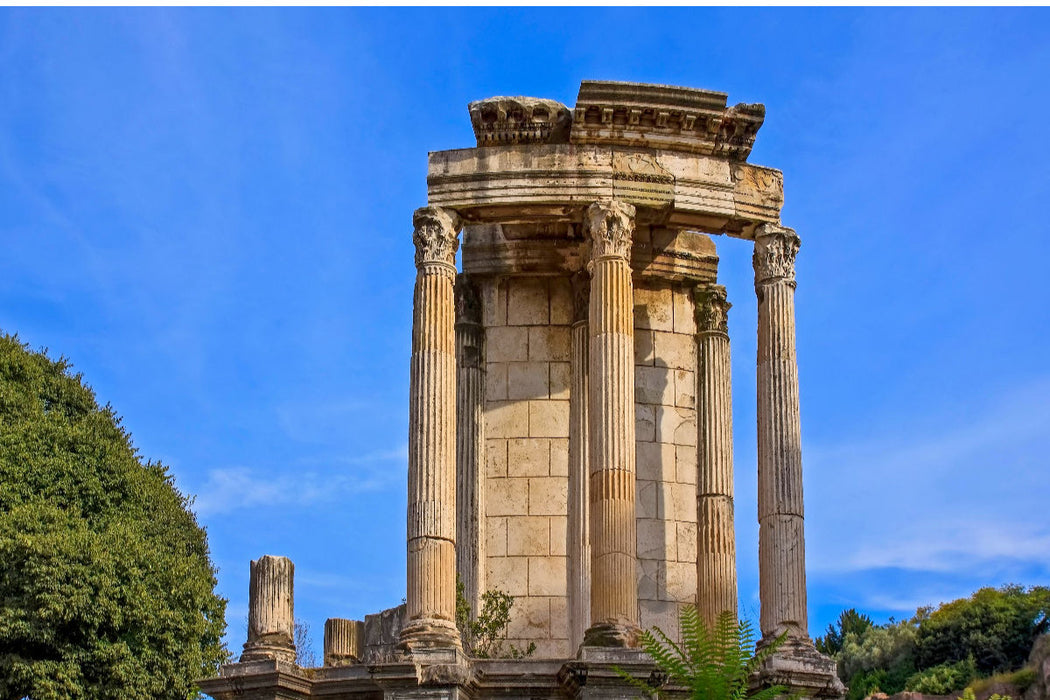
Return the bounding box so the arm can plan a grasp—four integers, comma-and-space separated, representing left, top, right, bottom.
455, 578, 537, 659
617, 606, 789, 700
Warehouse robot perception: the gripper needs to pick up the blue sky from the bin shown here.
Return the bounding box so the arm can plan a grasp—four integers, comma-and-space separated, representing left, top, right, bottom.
2, 7, 1049, 660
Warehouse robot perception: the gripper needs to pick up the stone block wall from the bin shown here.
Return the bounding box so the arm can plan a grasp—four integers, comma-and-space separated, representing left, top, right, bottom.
476, 275, 700, 657
633, 282, 699, 640
482, 276, 573, 659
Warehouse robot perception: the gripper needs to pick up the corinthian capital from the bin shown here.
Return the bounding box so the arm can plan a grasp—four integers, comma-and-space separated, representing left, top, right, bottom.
586, 199, 636, 262
753, 224, 800, 286
412, 206, 462, 268
695, 284, 731, 334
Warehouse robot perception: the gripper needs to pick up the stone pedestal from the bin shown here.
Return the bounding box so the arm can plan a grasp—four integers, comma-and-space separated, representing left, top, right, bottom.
241, 555, 296, 664
583, 200, 640, 648
402, 206, 463, 652
753, 224, 842, 698
695, 284, 738, 627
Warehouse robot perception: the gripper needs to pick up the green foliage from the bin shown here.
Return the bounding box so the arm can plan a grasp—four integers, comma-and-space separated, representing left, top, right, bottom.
455, 578, 535, 659
915, 586, 1049, 675
0, 334, 227, 699
818, 609, 875, 657
839, 618, 918, 686
619, 606, 789, 700
905, 657, 977, 694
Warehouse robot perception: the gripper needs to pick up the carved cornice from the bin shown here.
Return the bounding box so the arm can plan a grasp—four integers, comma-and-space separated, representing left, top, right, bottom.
570, 271, 590, 324
695, 284, 731, 335
753, 224, 800, 287
454, 274, 482, 326
586, 200, 636, 262
468, 96, 572, 147
413, 206, 462, 268
570, 81, 765, 161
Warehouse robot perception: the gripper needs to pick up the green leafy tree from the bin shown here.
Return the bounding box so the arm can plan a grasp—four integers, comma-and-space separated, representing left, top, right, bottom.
0, 335, 227, 699
839, 618, 918, 700
619, 606, 788, 700
915, 586, 1050, 675
817, 609, 874, 656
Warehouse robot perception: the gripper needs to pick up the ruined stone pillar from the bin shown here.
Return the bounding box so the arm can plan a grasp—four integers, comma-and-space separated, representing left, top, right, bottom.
568, 271, 591, 652
324, 618, 364, 666
241, 555, 296, 663
695, 284, 738, 628
401, 205, 463, 652
753, 223, 843, 698
455, 273, 485, 618
583, 200, 640, 648
753, 222, 812, 641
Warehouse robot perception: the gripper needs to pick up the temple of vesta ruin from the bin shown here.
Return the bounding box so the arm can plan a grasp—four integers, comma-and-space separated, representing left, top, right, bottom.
200, 80, 845, 700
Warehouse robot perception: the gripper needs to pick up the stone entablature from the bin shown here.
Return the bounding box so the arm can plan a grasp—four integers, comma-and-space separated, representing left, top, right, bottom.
469, 96, 573, 147
571, 81, 765, 161
427, 145, 783, 238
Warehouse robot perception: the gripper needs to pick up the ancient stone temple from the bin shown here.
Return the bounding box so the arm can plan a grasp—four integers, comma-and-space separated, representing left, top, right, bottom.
199, 80, 845, 700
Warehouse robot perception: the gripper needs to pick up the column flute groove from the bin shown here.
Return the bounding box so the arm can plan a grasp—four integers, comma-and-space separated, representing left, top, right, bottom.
583, 199, 640, 648
695, 283, 738, 628
401, 205, 463, 652
753, 223, 808, 641
455, 274, 485, 619
568, 271, 591, 652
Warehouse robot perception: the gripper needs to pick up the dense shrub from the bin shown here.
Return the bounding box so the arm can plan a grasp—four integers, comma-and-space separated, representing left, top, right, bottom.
905, 657, 977, 694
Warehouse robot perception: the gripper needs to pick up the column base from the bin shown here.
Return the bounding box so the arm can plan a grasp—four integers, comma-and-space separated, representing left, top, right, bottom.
581, 621, 641, 648
398, 618, 463, 655
752, 635, 846, 700
241, 638, 296, 664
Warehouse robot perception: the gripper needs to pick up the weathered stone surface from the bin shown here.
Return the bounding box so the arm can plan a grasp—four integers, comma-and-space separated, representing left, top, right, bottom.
363, 604, 407, 663
241, 555, 296, 664
571, 80, 765, 161
695, 284, 737, 627
585, 200, 640, 648
469, 96, 572, 147
403, 205, 462, 653
324, 618, 365, 667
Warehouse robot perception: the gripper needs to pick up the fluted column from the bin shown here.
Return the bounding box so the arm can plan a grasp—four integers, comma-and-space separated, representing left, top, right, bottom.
583, 200, 640, 648
324, 618, 364, 666
401, 205, 463, 652
241, 555, 296, 663
695, 284, 738, 628
568, 271, 591, 652
455, 274, 485, 618
753, 223, 808, 641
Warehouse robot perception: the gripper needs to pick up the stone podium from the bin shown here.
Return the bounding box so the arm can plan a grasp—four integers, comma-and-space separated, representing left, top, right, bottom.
199, 80, 845, 700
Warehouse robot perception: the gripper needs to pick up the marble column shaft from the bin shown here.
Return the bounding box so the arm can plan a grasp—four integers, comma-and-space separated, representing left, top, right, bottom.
584, 200, 640, 647
754, 224, 808, 640
402, 205, 462, 651
324, 618, 364, 667
695, 284, 738, 628
568, 271, 591, 652
455, 274, 485, 617
242, 555, 296, 663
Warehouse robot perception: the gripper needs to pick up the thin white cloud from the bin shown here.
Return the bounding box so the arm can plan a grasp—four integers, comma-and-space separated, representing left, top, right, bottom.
805, 377, 1050, 577
190, 445, 407, 516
